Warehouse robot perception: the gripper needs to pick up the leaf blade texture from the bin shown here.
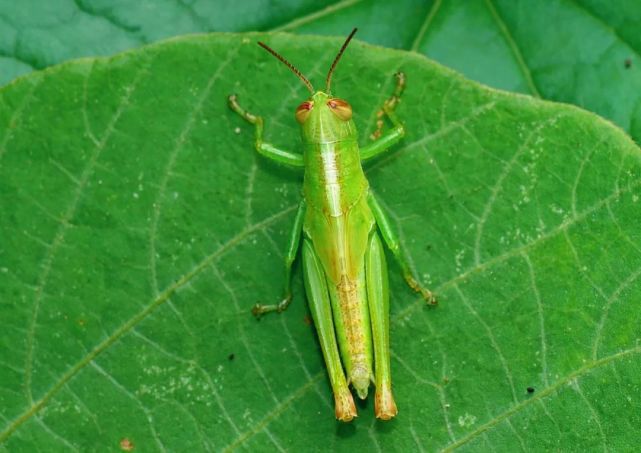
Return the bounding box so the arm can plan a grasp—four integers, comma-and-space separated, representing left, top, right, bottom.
1, 33, 640, 451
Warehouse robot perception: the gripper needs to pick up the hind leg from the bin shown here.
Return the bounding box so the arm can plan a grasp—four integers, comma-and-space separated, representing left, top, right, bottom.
302, 239, 356, 422
365, 232, 397, 420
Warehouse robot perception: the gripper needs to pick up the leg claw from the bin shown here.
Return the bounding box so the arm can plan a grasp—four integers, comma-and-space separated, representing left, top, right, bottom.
251, 303, 264, 319
406, 276, 437, 306
251, 294, 292, 318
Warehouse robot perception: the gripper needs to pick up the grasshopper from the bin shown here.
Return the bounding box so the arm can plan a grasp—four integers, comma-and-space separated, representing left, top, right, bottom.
228, 28, 435, 422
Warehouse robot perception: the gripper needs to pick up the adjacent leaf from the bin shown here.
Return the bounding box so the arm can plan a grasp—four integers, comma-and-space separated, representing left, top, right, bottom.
1, 33, 641, 451
2, 1, 641, 144
292, 0, 641, 144
0, 0, 333, 83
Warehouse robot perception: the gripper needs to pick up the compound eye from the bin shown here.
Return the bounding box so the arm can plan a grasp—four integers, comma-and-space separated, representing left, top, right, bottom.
327, 98, 352, 121
295, 101, 314, 123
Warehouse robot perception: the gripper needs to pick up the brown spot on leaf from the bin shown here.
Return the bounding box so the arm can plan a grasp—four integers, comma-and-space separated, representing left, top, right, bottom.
120, 438, 134, 451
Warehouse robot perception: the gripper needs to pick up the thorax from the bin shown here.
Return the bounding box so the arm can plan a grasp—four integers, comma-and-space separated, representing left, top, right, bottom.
303, 140, 368, 217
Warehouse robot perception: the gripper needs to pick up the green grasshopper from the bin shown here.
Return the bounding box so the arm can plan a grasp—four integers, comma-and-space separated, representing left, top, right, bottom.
228, 28, 435, 422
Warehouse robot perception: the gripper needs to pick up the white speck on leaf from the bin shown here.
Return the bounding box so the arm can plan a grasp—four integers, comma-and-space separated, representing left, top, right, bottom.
455, 249, 465, 272
458, 413, 477, 427
550, 204, 564, 215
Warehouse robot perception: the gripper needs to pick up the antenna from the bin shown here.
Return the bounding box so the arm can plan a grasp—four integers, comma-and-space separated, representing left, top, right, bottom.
325, 28, 358, 94
258, 41, 315, 94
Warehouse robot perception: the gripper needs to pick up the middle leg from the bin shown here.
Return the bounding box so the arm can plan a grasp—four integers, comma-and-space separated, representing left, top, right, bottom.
252, 200, 306, 317
368, 191, 437, 305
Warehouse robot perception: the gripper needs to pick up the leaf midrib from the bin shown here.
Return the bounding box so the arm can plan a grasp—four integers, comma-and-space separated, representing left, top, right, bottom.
0, 204, 297, 443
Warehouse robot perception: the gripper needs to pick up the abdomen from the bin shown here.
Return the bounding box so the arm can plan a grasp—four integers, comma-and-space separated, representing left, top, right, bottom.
302, 140, 376, 396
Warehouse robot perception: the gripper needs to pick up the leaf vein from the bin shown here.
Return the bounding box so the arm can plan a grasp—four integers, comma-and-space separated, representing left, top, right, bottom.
210, 264, 281, 405
268, 0, 362, 32
521, 252, 549, 386
90, 361, 166, 452
410, 0, 442, 52
570, 378, 608, 452
474, 115, 564, 266
149, 43, 241, 297
0, 75, 41, 164
441, 345, 641, 451
34, 416, 79, 452
453, 284, 518, 403
22, 59, 150, 406
483, 0, 541, 97
222, 373, 324, 452
591, 264, 641, 360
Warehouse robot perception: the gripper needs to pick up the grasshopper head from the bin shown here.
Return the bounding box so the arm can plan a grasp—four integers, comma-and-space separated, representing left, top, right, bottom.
295, 91, 356, 143
257, 29, 359, 144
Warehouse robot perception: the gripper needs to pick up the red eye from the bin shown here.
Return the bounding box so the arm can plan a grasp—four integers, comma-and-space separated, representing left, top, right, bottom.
327, 98, 352, 121
295, 101, 314, 123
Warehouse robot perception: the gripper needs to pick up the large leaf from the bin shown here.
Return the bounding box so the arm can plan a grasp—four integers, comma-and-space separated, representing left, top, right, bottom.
2, 1, 641, 144
1, 33, 641, 451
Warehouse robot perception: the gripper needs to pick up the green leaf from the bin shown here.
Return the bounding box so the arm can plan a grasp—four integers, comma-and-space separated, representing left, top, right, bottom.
2, 0, 641, 145
1, 33, 641, 451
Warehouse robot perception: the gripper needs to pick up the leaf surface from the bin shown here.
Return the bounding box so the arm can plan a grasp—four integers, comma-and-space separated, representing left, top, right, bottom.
1, 33, 640, 451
